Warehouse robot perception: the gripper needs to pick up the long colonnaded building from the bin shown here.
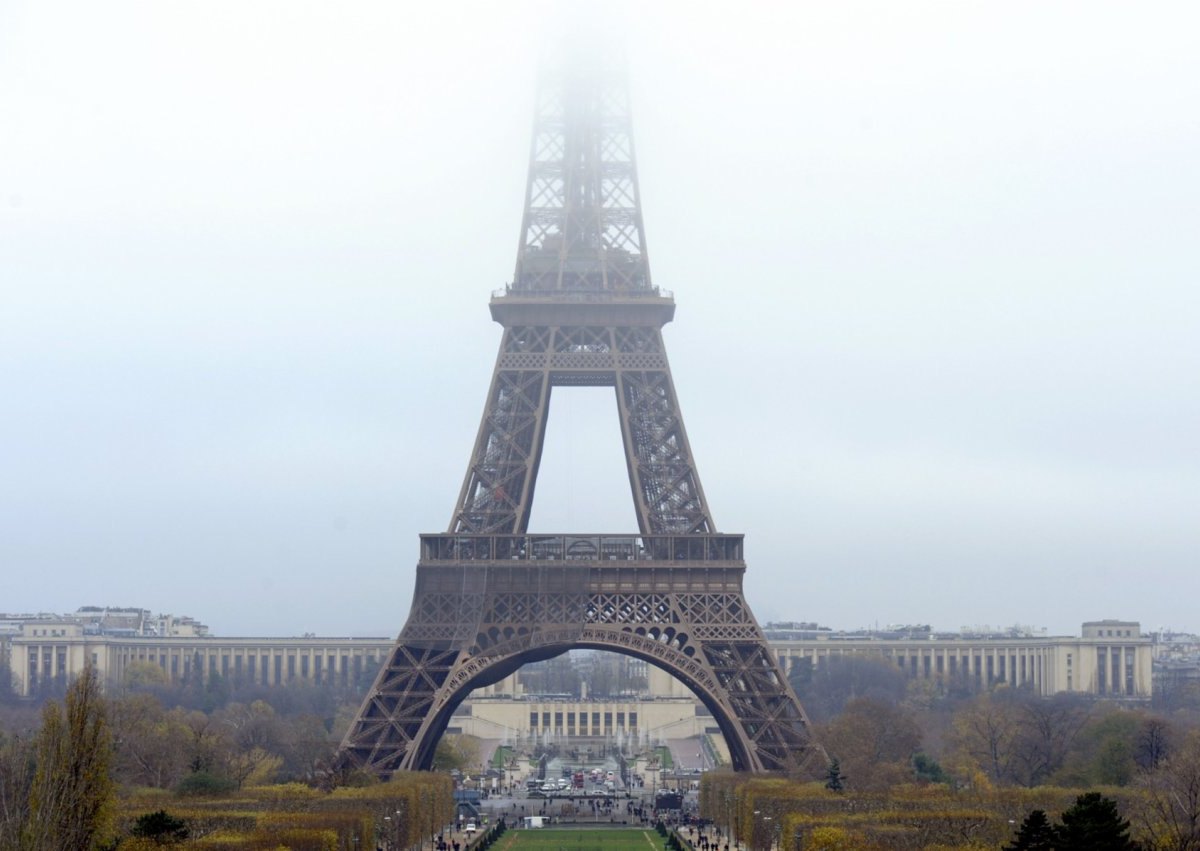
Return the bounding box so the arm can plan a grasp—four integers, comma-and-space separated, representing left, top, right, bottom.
763, 620, 1152, 699
2, 609, 1153, 706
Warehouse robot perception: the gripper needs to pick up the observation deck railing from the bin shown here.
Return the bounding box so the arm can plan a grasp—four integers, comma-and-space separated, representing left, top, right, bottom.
419, 533, 743, 564
491, 286, 674, 301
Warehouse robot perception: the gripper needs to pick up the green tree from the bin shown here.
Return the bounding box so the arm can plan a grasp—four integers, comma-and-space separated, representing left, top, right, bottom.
912, 752, 948, 784
202, 670, 231, 712
1055, 792, 1138, 851
174, 771, 238, 797
1003, 809, 1055, 851
24, 666, 115, 851
0, 663, 20, 705
823, 758, 844, 791
1056, 708, 1138, 787
130, 809, 189, 844
123, 660, 169, 689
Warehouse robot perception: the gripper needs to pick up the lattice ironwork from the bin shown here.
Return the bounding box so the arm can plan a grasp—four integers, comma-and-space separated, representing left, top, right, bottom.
339, 54, 820, 780
340, 563, 822, 776
514, 57, 649, 295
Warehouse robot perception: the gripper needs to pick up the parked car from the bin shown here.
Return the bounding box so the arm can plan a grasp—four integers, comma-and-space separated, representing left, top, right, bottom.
465, 823, 477, 835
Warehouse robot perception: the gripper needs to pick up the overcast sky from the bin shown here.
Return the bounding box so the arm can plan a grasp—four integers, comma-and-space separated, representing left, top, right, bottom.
2, 1, 1197, 639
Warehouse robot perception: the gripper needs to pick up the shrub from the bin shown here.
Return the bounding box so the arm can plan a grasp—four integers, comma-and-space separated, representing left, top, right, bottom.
176, 772, 239, 798
131, 809, 189, 843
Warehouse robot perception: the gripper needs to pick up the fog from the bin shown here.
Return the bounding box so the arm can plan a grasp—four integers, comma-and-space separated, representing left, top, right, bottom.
2, 1, 1197, 637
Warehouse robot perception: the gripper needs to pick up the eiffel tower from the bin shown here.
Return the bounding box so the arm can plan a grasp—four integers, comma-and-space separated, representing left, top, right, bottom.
338, 55, 820, 777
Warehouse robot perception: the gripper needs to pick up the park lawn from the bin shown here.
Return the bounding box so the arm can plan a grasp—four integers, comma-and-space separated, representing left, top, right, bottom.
494, 827, 667, 851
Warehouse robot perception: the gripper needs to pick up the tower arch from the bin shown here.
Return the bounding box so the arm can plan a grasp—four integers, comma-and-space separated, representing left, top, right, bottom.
339, 551, 821, 777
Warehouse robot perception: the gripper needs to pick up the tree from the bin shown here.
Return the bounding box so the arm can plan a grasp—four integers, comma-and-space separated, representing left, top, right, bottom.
1135, 730, 1200, 851
432, 734, 481, 772
179, 708, 231, 775
130, 809, 189, 844
0, 663, 20, 706
1012, 694, 1090, 787
820, 697, 921, 790
806, 826, 861, 851
1003, 809, 1055, 851
24, 666, 115, 851
279, 713, 337, 783
790, 655, 908, 722
1056, 707, 1138, 787
1055, 792, 1138, 851
1133, 716, 1174, 773
109, 693, 191, 788
174, 771, 238, 797
823, 759, 844, 791
0, 732, 35, 849
911, 752, 948, 784
948, 691, 1021, 784
219, 700, 284, 787
123, 660, 169, 689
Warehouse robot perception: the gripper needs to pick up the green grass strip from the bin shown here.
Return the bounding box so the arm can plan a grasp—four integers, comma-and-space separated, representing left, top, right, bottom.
493, 828, 668, 851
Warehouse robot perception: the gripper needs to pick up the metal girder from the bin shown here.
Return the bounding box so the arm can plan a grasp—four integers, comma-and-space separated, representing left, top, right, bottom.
449, 325, 711, 536
338, 51, 821, 780
514, 56, 649, 295
338, 560, 823, 778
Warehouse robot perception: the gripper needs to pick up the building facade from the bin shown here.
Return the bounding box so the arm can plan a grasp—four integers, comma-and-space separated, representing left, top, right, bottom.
766, 619, 1152, 698
1, 610, 1152, 701
4, 616, 393, 696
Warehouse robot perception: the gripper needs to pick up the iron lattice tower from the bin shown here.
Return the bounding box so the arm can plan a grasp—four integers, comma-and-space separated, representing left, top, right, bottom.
338, 57, 821, 777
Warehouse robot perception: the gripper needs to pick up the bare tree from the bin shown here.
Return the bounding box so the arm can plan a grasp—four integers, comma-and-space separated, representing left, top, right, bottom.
1135, 730, 1200, 851
949, 692, 1021, 784
1011, 694, 1090, 787
109, 692, 191, 788
1134, 716, 1175, 773
0, 732, 35, 849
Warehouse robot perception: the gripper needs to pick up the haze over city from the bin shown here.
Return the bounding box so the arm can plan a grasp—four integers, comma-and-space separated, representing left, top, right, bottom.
2, 1, 1197, 638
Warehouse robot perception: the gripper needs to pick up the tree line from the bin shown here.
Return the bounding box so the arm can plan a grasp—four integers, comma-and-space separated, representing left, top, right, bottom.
0, 665, 454, 849
789, 655, 1198, 793
701, 742, 1200, 851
